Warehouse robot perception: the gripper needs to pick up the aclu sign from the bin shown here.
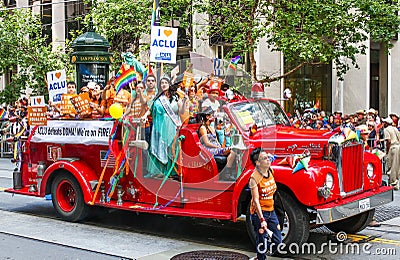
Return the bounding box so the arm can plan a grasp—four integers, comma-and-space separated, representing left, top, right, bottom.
150, 26, 178, 64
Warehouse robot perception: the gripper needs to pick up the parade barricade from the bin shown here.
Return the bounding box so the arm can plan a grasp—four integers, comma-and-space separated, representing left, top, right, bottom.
0, 134, 13, 158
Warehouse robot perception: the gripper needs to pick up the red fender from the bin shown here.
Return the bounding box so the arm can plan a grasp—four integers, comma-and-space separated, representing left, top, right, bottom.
230, 162, 339, 220
231, 167, 254, 221
40, 159, 98, 203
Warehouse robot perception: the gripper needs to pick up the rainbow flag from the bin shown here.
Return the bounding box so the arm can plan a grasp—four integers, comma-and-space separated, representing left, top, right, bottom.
312, 100, 320, 112
0, 108, 6, 120
228, 55, 241, 71
115, 66, 137, 93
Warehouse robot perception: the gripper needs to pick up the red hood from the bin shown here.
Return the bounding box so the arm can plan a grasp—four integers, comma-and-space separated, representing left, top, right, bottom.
246, 125, 335, 158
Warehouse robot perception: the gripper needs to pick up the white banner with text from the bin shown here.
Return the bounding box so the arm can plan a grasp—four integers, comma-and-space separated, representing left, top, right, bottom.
31, 120, 114, 145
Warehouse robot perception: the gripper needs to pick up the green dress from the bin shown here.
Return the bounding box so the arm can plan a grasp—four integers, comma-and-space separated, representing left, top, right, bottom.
147, 94, 180, 176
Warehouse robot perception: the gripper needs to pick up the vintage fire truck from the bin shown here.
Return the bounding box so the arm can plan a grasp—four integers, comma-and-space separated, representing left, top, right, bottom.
5, 93, 394, 247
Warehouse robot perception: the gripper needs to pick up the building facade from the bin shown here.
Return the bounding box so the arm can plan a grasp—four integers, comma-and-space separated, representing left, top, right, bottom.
0, 0, 88, 92
194, 30, 400, 117
1, 0, 399, 116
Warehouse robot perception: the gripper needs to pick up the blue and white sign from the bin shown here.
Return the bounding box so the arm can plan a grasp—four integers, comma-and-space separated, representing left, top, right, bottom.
30, 95, 45, 107
150, 26, 178, 64
46, 69, 67, 104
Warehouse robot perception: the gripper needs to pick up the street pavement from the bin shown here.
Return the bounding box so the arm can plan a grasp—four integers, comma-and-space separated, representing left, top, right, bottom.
1, 157, 400, 259
0, 158, 254, 259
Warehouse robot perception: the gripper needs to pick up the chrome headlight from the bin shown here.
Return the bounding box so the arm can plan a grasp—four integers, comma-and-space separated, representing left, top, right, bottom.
367, 163, 374, 178
325, 173, 334, 189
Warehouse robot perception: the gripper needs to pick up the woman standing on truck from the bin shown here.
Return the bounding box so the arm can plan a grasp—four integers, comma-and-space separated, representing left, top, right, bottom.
147, 74, 188, 177
249, 148, 282, 259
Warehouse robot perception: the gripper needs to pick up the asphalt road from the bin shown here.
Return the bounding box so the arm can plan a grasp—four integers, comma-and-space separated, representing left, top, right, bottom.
1, 157, 400, 259
0, 158, 254, 259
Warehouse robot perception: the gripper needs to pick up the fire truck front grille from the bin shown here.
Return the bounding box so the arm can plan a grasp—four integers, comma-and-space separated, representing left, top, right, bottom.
340, 143, 364, 194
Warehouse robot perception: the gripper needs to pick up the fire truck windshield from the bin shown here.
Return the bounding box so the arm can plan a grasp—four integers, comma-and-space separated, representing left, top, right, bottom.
230, 100, 291, 130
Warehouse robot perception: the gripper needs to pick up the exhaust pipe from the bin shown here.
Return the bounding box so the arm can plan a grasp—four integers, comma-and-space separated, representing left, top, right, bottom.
13, 168, 22, 190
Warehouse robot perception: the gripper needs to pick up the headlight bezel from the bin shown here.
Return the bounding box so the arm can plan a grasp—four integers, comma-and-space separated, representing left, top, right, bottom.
325, 173, 334, 189
367, 163, 374, 179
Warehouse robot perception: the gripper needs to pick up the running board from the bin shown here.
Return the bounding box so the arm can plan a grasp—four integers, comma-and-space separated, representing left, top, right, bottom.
93, 200, 232, 220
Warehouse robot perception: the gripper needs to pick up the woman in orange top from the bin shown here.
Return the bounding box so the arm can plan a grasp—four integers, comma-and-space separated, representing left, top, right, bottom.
249, 148, 282, 259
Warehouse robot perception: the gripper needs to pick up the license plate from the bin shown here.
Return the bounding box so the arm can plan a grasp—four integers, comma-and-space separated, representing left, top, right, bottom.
359, 198, 371, 212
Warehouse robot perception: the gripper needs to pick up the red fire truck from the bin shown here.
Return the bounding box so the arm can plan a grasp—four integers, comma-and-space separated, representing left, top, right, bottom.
5, 95, 393, 247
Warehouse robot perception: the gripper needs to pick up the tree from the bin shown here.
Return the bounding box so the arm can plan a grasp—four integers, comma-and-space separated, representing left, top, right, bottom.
194, 0, 400, 83
86, 0, 191, 70
0, 7, 69, 104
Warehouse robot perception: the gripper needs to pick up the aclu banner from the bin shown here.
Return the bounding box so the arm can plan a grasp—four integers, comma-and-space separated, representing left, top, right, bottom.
47, 69, 67, 104
31, 120, 114, 145
150, 26, 178, 64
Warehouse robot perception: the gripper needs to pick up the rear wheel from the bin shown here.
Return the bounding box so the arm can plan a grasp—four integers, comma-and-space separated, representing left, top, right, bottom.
326, 209, 375, 233
51, 173, 90, 222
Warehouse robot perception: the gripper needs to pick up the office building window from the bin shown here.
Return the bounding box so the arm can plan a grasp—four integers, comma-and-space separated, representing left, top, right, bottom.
284, 62, 332, 114
3, 0, 16, 7
65, 0, 90, 41
41, 0, 52, 45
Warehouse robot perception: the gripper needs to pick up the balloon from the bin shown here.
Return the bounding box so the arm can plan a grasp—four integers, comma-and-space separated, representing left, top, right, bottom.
109, 103, 123, 119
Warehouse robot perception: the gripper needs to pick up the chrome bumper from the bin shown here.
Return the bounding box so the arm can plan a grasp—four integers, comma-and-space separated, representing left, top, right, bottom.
316, 188, 394, 224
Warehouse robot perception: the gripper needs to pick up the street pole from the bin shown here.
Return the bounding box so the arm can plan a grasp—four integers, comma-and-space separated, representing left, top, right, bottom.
154, 0, 162, 93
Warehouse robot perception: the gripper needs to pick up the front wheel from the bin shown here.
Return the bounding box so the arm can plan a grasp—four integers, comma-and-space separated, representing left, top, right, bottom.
246, 191, 310, 249
51, 173, 90, 222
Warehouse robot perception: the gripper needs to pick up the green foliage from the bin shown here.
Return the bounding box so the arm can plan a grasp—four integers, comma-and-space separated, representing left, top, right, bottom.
86, 0, 191, 71
194, 0, 400, 82
0, 7, 69, 104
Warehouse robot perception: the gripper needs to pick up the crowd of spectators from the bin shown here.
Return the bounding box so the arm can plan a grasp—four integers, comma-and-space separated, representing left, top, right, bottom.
0, 97, 29, 140
289, 108, 400, 151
